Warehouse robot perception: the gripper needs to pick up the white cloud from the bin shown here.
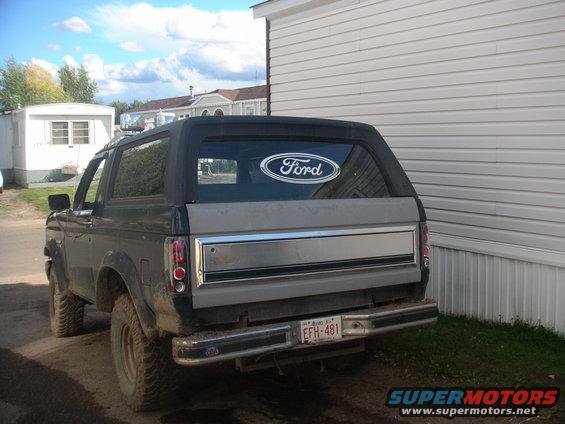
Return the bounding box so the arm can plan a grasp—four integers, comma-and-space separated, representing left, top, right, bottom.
97, 79, 127, 96
119, 41, 145, 53
28, 58, 58, 77
47, 44, 62, 51
53, 16, 92, 33
27, 4, 267, 103
91, 3, 265, 82
82, 53, 105, 80
63, 56, 78, 67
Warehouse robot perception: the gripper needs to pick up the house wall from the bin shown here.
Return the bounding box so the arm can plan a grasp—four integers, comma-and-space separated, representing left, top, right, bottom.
10, 110, 26, 183
127, 98, 268, 123
0, 114, 14, 181
260, 0, 565, 334
18, 113, 112, 185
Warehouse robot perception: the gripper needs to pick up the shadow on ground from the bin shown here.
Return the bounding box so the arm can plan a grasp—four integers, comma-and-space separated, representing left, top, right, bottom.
0, 282, 400, 424
0, 348, 121, 424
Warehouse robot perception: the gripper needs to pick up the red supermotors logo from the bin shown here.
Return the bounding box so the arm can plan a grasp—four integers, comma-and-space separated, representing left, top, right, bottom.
386, 387, 559, 418
463, 388, 558, 406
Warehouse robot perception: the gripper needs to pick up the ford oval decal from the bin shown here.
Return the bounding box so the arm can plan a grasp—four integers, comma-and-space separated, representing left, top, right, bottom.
260, 153, 341, 184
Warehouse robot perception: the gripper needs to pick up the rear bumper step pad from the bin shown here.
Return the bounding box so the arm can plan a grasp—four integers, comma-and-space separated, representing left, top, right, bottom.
172, 300, 438, 366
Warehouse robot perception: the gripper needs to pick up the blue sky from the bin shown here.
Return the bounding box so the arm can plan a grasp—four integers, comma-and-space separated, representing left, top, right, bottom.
0, 1, 265, 103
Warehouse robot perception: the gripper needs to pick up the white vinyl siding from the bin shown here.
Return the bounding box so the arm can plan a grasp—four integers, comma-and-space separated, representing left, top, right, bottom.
263, 0, 565, 334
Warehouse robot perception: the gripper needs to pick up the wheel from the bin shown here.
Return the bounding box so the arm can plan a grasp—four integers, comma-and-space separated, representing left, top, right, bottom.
49, 269, 85, 337
111, 294, 179, 411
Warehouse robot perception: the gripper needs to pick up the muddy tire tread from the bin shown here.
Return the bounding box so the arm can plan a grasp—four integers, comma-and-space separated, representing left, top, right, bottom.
112, 294, 178, 411
50, 272, 84, 337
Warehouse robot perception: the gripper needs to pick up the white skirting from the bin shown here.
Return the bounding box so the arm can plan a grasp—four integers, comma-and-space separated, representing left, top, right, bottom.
426, 240, 565, 337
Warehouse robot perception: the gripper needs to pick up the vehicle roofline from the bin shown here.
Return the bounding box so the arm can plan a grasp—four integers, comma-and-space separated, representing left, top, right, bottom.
97, 116, 376, 154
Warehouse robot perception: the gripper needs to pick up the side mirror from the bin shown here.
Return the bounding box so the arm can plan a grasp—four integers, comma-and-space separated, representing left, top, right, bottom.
48, 194, 71, 211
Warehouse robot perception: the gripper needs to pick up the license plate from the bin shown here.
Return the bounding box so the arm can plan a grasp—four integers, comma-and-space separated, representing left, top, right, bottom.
300, 315, 342, 344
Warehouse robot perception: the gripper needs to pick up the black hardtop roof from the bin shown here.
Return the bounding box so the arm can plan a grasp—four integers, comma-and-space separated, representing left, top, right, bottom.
98, 116, 375, 154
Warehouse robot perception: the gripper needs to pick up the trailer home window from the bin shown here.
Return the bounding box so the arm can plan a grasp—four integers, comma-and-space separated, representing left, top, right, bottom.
51, 121, 89, 145
197, 140, 391, 203
72, 121, 90, 144
51, 122, 69, 145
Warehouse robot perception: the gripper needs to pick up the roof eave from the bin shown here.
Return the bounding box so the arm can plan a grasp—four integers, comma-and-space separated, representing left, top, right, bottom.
252, 0, 335, 19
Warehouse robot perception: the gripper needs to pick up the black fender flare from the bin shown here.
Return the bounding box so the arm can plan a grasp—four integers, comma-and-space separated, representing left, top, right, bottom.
96, 250, 157, 338
44, 238, 70, 291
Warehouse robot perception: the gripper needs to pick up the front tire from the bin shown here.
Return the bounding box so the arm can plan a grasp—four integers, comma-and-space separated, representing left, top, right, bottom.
49, 270, 85, 337
111, 294, 178, 411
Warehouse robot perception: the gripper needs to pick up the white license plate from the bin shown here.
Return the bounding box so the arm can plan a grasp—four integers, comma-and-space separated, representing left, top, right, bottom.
300, 315, 342, 344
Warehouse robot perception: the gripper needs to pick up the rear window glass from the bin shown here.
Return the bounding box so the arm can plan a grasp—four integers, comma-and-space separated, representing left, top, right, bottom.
197, 140, 390, 203
112, 137, 169, 198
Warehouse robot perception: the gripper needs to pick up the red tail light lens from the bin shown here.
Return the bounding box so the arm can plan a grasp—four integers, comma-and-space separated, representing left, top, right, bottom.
422, 222, 429, 244
173, 267, 186, 280
172, 240, 186, 264
165, 238, 188, 293
421, 223, 430, 268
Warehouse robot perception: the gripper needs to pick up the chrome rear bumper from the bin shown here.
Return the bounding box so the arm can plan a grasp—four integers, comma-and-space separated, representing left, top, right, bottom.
172, 299, 438, 366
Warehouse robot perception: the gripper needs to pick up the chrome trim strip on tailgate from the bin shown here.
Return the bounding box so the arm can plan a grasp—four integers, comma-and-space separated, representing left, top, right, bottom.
194, 226, 416, 286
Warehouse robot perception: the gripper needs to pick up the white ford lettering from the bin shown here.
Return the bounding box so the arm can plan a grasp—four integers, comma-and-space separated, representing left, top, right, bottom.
260, 153, 341, 184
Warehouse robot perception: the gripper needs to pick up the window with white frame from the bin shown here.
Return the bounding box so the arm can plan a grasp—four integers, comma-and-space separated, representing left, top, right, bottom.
245, 107, 255, 115
51, 122, 69, 145
72, 121, 89, 144
51, 121, 90, 145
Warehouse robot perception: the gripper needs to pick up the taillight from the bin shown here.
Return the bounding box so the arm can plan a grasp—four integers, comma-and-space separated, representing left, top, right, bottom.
421, 223, 430, 268
172, 240, 185, 264
165, 238, 188, 293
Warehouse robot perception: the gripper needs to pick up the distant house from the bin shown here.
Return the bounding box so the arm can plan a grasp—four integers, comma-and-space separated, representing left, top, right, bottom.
121, 85, 267, 128
0, 103, 114, 187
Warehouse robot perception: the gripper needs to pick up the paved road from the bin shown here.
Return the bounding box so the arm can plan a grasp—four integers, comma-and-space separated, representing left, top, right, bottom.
0, 219, 46, 283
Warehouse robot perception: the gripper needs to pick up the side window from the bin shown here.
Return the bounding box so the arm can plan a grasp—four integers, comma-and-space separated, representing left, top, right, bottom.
112, 137, 170, 199
75, 158, 106, 210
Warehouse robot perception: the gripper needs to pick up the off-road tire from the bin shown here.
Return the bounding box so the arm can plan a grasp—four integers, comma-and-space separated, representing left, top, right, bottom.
111, 294, 179, 411
49, 269, 85, 337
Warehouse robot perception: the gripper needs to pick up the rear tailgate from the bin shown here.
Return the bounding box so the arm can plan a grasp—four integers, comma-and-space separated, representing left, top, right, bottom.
187, 197, 420, 308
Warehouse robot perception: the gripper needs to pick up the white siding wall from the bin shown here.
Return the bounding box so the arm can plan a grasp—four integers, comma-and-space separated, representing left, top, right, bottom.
430, 245, 565, 336
0, 115, 13, 171
24, 114, 112, 172
264, 0, 565, 333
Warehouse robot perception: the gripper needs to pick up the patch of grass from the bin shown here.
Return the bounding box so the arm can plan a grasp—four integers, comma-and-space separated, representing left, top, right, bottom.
378, 315, 565, 387
17, 186, 76, 212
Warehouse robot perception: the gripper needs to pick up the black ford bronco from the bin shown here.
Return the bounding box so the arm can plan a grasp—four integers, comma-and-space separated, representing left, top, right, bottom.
45, 116, 437, 411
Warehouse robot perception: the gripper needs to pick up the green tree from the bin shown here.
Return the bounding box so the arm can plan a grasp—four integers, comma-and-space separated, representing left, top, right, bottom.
0, 58, 71, 110
58, 63, 97, 103
110, 100, 129, 124
109, 99, 145, 124
129, 99, 144, 109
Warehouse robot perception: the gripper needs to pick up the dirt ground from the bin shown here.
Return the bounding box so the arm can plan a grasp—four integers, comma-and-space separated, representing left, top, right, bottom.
0, 188, 553, 423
